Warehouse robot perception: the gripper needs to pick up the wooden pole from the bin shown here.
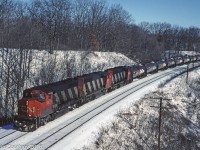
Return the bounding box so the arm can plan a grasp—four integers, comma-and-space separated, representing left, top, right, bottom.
158, 97, 162, 150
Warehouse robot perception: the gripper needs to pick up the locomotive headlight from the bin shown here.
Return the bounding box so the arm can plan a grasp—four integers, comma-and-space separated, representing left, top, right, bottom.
29, 114, 31, 117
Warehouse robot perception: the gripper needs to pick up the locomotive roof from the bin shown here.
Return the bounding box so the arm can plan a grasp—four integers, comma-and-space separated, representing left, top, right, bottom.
24, 77, 78, 94
24, 71, 107, 94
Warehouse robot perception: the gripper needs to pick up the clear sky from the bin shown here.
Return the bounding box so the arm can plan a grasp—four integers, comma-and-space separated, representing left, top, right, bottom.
107, 0, 200, 28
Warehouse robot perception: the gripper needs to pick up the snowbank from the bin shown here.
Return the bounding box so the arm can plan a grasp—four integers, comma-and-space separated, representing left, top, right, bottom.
82, 67, 200, 150
29, 50, 135, 86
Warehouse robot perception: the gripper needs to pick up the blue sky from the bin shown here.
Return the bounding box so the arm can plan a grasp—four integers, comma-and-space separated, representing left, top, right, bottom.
107, 0, 200, 28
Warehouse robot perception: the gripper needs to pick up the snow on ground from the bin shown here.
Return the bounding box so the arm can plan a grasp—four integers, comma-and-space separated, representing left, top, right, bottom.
81, 64, 200, 150
0, 64, 193, 150
31, 50, 135, 71
180, 50, 200, 55
1, 49, 199, 149
162, 68, 200, 117
30, 50, 135, 81
0, 48, 135, 88
47, 65, 197, 150
165, 50, 200, 58
0, 64, 199, 150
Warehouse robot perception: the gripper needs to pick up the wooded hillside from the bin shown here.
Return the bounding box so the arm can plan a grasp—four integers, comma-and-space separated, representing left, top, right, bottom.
1, 0, 200, 62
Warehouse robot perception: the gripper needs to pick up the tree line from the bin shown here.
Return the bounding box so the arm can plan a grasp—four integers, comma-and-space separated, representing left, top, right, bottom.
0, 0, 200, 124
1, 0, 200, 62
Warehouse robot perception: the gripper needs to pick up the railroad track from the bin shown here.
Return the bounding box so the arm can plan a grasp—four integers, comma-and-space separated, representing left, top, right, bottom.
1, 64, 199, 150
25, 66, 190, 150
0, 131, 28, 146
0, 130, 17, 140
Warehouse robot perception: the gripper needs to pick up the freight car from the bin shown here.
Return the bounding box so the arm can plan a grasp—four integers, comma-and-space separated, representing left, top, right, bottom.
166, 58, 176, 68
13, 55, 200, 131
190, 55, 197, 62
182, 55, 190, 64
156, 59, 167, 70
129, 65, 146, 79
196, 55, 200, 61
136, 64, 146, 78
145, 61, 158, 74
174, 57, 184, 66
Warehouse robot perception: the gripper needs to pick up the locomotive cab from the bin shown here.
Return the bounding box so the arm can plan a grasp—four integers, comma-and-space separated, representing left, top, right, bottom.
22, 90, 53, 117
14, 90, 53, 131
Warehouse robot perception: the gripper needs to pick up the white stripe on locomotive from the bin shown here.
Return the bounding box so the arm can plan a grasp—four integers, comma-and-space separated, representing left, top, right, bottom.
87, 82, 92, 93
92, 80, 97, 91
61, 91, 67, 101
96, 79, 101, 88
67, 88, 74, 99
54, 93, 60, 103
114, 74, 118, 83
74, 87, 78, 97
100, 78, 103, 87
84, 84, 87, 95
117, 73, 121, 81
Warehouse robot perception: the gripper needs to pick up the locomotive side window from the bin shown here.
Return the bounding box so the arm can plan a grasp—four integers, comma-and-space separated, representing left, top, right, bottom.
38, 94, 45, 102
23, 91, 32, 98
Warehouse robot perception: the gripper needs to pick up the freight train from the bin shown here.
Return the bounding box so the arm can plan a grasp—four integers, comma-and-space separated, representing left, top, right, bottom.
13, 55, 200, 131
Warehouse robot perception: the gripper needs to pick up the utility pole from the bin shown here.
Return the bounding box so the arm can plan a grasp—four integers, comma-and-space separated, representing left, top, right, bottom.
150, 96, 171, 150
186, 63, 189, 83
158, 97, 162, 150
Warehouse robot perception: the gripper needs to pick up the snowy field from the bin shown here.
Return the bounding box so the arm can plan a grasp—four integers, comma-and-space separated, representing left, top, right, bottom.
83, 64, 200, 150
1, 63, 199, 150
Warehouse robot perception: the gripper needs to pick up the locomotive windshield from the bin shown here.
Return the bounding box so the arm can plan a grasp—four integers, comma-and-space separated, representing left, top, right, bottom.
23, 91, 32, 98
23, 90, 45, 102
